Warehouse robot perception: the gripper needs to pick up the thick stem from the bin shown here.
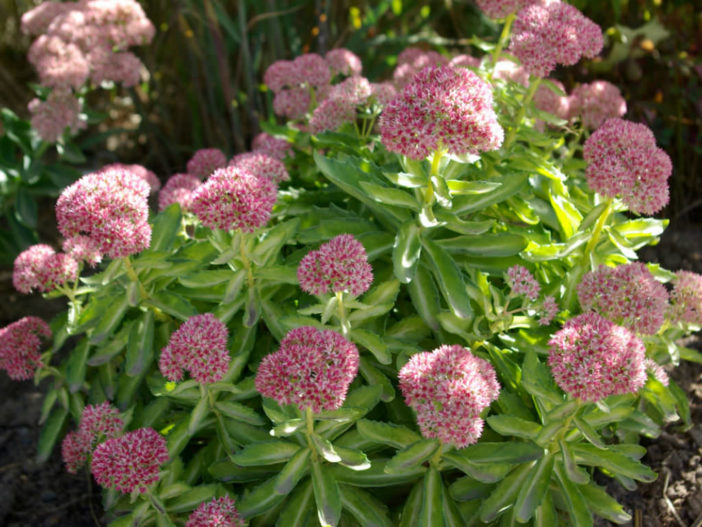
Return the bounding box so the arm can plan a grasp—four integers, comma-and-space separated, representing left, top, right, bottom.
503, 78, 542, 149
239, 233, 256, 291
489, 13, 516, 79
336, 290, 350, 336
304, 407, 318, 460
123, 256, 148, 300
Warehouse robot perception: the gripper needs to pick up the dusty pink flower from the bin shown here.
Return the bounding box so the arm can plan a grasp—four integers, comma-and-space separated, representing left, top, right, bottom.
489, 58, 530, 87
228, 152, 289, 183
449, 54, 481, 69
393, 48, 448, 88
539, 296, 559, 325
583, 118, 672, 215
309, 98, 357, 133
263, 60, 300, 93
380, 65, 503, 160
89, 49, 143, 87
569, 80, 627, 130
534, 79, 570, 123
158, 173, 201, 212
0, 317, 51, 381
475, 0, 540, 19
548, 312, 647, 402
160, 313, 230, 384
293, 53, 331, 87
272, 88, 311, 120
578, 263, 669, 335
186, 496, 245, 527
330, 76, 372, 104
669, 270, 702, 326
506, 265, 540, 301
325, 48, 362, 77
644, 358, 669, 387
297, 234, 373, 297
91, 427, 168, 494
100, 162, 160, 192
62, 402, 124, 474
399, 344, 500, 448
251, 133, 292, 160
28, 92, 86, 142
27, 35, 90, 90
510, 1, 603, 78
187, 148, 228, 180
62, 235, 103, 267
190, 167, 278, 232
13, 244, 78, 294
369, 82, 397, 107
21, 2, 71, 36
56, 168, 152, 259
255, 326, 359, 413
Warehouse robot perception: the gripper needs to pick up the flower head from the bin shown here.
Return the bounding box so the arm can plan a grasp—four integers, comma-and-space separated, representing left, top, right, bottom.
228, 152, 289, 183
186, 496, 245, 527
539, 296, 559, 325
252, 133, 292, 160
669, 270, 702, 326
272, 88, 311, 120
398, 344, 500, 448
578, 263, 669, 335
255, 326, 359, 413
644, 358, 669, 387
21, 2, 71, 36
489, 58, 530, 87
325, 48, 362, 77
380, 65, 503, 160
509, 1, 603, 78
534, 79, 570, 124
548, 312, 647, 402
190, 167, 278, 232
583, 118, 672, 215
13, 244, 78, 294
28, 92, 86, 142
187, 148, 228, 180
369, 82, 397, 107
506, 265, 540, 301
91, 427, 169, 494
475, 0, 540, 19
158, 173, 201, 212
448, 54, 481, 69
393, 47, 448, 88
100, 163, 160, 192
263, 60, 300, 93
297, 234, 373, 297
56, 168, 151, 259
309, 98, 357, 133
570, 81, 627, 129
160, 313, 230, 384
62, 402, 124, 474
293, 53, 331, 87
62, 235, 103, 267
0, 317, 51, 381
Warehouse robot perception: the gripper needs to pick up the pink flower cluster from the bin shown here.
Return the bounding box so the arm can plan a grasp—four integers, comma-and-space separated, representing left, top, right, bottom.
187, 148, 228, 180
186, 496, 245, 527
251, 132, 292, 160
56, 168, 152, 258
490, 59, 530, 87
583, 118, 672, 215
475, 0, 540, 19
539, 296, 559, 326
62, 235, 102, 267
325, 48, 363, 78
28, 91, 86, 143
160, 313, 230, 384
509, 1, 603, 78
0, 317, 51, 381
297, 234, 373, 297
569, 81, 627, 130
534, 79, 570, 125
669, 270, 702, 326
100, 163, 160, 192
190, 166, 278, 232
398, 344, 500, 448
255, 326, 359, 413
91, 427, 169, 494
265, 53, 331, 119
229, 152, 290, 183
61, 402, 124, 474
13, 244, 78, 294
309, 76, 372, 133
506, 265, 540, 300
577, 263, 669, 335
380, 65, 503, 160
158, 174, 201, 212
548, 312, 647, 402
393, 47, 448, 88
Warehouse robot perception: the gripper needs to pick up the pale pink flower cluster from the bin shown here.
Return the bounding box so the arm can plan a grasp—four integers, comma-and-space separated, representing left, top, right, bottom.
449, 54, 481, 69
297, 234, 373, 297
56, 168, 151, 258
534, 79, 570, 123
100, 162, 160, 192
265, 53, 331, 119
61, 402, 124, 474
62, 235, 103, 267
506, 265, 540, 300
255, 326, 359, 413
577, 263, 669, 335
186, 148, 228, 180
644, 358, 670, 387
159, 313, 230, 384
186, 496, 245, 527
369, 82, 398, 107
90, 427, 168, 494
13, 244, 78, 294
28, 92, 85, 143
309, 76, 372, 133
475, 0, 540, 19
548, 312, 647, 402
380, 65, 503, 159
669, 270, 702, 326
509, 1, 603, 78
325, 48, 363, 78
229, 152, 290, 183
0, 317, 51, 381
583, 118, 672, 215
158, 174, 201, 212
393, 47, 448, 88
489, 59, 530, 87
251, 132, 292, 160
569, 81, 627, 129
398, 344, 500, 448
190, 166, 278, 232
539, 295, 559, 326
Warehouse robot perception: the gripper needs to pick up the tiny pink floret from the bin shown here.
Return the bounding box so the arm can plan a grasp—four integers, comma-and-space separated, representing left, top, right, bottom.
506, 265, 540, 301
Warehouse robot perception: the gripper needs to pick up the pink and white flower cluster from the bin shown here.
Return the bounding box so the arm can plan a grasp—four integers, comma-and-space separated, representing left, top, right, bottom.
298, 234, 373, 297
669, 270, 702, 326
505, 265, 558, 325
187, 496, 245, 527
186, 148, 228, 180
160, 313, 230, 384
13, 244, 78, 294
549, 312, 647, 402
99, 163, 161, 193
28, 92, 85, 143
475, 0, 541, 20
398, 344, 500, 448
0, 317, 51, 381
255, 326, 359, 413
61, 402, 124, 474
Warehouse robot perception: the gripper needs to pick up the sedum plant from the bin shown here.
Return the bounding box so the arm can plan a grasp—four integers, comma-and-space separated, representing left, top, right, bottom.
3, 1, 702, 526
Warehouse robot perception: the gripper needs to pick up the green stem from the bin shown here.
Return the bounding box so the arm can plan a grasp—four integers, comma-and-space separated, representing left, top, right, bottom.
503, 78, 542, 149
123, 256, 148, 300
581, 198, 613, 268
304, 407, 318, 460
336, 290, 349, 336
239, 233, 256, 291
489, 12, 516, 79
